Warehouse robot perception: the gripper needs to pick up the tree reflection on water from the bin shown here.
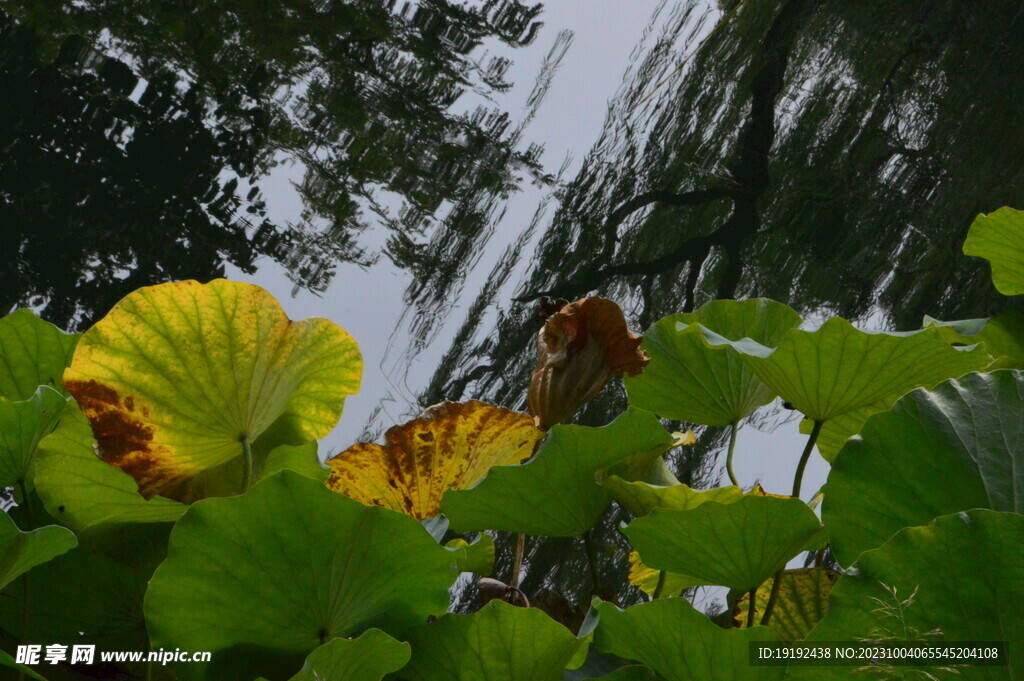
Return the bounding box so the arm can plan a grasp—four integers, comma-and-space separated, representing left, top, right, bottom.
2, 0, 545, 328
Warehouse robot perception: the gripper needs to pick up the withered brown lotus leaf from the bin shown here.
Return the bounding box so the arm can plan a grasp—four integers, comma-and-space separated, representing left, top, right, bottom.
326, 400, 543, 519
528, 297, 648, 430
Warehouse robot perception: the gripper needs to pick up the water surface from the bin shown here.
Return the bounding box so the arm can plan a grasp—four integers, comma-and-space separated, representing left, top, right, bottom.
4, 0, 1022, 616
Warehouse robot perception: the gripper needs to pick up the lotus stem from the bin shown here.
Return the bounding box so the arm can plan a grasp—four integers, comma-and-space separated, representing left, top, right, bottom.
17, 480, 32, 681
726, 420, 740, 487
17, 480, 33, 531
19, 572, 30, 681
760, 571, 783, 626
511, 533, 526, 588
652, 570, 667, 600
763, 421, 825, 626
791, 420, 823, 499
241, 436, 254, 493
746, 588, 757, 627
584, 530, 602, 593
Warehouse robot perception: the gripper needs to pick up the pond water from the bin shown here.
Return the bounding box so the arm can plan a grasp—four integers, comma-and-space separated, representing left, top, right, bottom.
4, 0, 1022, 615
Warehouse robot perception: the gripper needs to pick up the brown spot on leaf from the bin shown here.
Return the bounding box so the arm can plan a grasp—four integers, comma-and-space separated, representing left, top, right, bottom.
89, 411, 155, 466
66, 378, 177, 498
65, 379, 121, 408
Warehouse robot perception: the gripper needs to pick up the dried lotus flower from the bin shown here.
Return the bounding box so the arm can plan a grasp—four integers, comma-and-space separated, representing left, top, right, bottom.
527, 297, 648, 430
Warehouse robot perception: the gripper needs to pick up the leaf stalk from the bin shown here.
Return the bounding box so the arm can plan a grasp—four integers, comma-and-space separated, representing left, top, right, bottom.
726, 420, 740, 487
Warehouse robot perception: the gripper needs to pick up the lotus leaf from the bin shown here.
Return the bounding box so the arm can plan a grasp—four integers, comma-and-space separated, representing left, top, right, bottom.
258, 441, 327, 483
287, 629, 410, 681
806, 338, 1018, 462
963, 206, 1024, 295
145, 472, 458, 678
625, 299, 801, 426
592, 598, 784, 681
0, 385, 66, 487
825, 370, 1024, 566
733, 317, 989, 461
738, 318, 988, 422
446, 532, 495, 576
34, 399, 186, 533
0, 524, 167, 666
732, 568, 839, 640
623, 495, 824, 592
0, 309, 78, 401
0, 511, 76, 590
925, 309, 1024, 370
793, 510, 1024, 680
0, 650, 46, 681
64, 279, 361, 501
598, 430, 695, 490
442, 408, 675, 536
399, 599, 584, 681
600, 477, 744, 517
627, 550, 705, 597
327, 401, 542, 519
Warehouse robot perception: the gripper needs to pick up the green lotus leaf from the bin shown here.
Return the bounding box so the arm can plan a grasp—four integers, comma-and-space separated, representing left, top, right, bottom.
805, 316, 1022, 461
924, 308, 1024, 369
145, 471, 458, 679
34, 399, 186, 533
600, 476, 744, 517
731, 568, 839, 640
824, 370, 1024, 566
287, 629, 410, 681
963, 206, 1024, 295
258, 441, 327, 483
0, 511, 76, 590
0, 385, 67, 488
0, 523, 167, 670
734, 318, 989, 462
801, 401, 889, 464
625, 299, 801, 426
0, 309, 78, 401
592, 598, 784, 681
623, 495, 824, 592
446, 532, 495, 576
63, 279, 362, 501
741, 318, 989, 422
600, 430, 695, 488
442, 408, 675, 536
792, 510, 1024, 681
0, 650, 47, 681
399, 600, 585, 681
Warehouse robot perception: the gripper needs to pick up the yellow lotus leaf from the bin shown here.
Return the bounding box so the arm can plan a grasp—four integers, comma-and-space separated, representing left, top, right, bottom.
64, 279, 361, 500
627, 550, 708, 597
326, 401, 543, 519
733, 568, 840, 640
